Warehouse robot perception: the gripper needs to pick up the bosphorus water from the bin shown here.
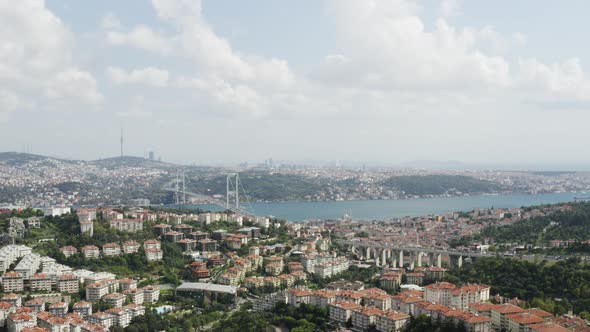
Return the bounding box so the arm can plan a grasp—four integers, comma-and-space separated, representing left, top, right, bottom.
179, 192, 581, 221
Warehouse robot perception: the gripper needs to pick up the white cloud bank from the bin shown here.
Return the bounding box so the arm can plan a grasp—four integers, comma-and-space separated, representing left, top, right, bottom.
107, 67, 170, 87
0, 0, 102, 120
100, 0, 590, 120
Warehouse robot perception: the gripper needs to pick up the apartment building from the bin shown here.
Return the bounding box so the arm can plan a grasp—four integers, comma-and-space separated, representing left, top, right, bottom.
106, 307, 131, 328
59, 246, 78, 258
73, 301, 93, 318
57, 273, 79, 294
153, 223, 172, 235
143, 239, 161, 250
164, 231, 183, 242
491, 304, 526, 331
118, 278, 137, 291
88, 312, 114, 329
102, 243, 121, 257
81, 246, 100, 259
375, 311, 410, 332
2, 272, 24, 292
287, 289, 313, 307
142, 286, 160, 303
309, 291, 337, 308
145, 248, 163, 262
406, 272, 425, 286
198, 239, 218, 252
86, 282, 110, 302
352, 307, 385, 331
109, 219, 143, 233
329, 301, 363, 324
7, 313, 35, 332
27, 273, 52, 292
122, 241, 140, 254
425, 282, 490, 309
103, 293, 126, 308
48, 301, 69, 317
122, 288, 144, 305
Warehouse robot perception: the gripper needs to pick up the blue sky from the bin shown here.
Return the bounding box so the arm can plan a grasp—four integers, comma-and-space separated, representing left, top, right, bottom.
2, 0, 590, 167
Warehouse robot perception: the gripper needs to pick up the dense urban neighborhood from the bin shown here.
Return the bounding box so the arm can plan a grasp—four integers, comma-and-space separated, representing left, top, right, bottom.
0, 197, 588, 331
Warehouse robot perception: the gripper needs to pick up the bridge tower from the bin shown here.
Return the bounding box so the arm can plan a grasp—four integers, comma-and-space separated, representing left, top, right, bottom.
226, 173, 240, 209
174, 170, 187, 204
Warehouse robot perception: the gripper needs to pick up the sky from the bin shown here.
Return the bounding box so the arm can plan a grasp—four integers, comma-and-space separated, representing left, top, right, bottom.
1, 0, 590, 167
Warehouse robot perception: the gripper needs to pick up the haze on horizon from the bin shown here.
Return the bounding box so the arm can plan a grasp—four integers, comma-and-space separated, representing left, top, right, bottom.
1, 0, 590, 166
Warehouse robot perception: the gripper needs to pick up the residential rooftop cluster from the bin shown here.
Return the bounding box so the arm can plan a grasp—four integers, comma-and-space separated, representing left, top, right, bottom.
0, 245, 160, 332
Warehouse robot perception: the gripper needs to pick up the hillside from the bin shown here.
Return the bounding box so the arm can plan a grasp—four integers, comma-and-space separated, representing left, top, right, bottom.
380, 174, 504, 196
473, 202, 590, 247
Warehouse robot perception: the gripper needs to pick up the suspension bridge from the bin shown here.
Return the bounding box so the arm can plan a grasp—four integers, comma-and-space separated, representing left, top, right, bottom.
162, 171, 255, 217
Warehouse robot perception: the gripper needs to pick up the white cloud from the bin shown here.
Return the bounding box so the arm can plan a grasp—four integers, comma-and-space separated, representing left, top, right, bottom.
440, 0, 461, 17
0, 89, 20, 119
101, 13, 121, 30
106, 25, 174, 55
107, 67, 170, 87
0, 0, 102, 120
320, 1, 512, 91
45, 68, 103, 104
518, 58, 590, 101
513, 32, 527, 46
103, 0, 590, 120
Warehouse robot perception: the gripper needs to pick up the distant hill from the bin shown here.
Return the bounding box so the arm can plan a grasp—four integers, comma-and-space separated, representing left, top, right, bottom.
0, 152, 67, 166
0, 152, 175, 169
380, 174, 504, 196
90, 156, 174, 169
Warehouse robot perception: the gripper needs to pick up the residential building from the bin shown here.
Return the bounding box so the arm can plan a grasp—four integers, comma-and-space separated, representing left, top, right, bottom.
59, 246, 78, 258
164, 231, 183, 242
375, 311, 410, 332
198, 239, 218, 252
122, 289, 144, 305
153, 224, 171, 235
86, 282, 110, 302
2, 272, 24, 292
24, 299, 45, 313
73, 301, 92, 318
81, 246, 100, 259
406, 272, 425, 286
56, 274, 79, 294
287, 289, 312, 307
103, 293, 126, 308
145, 248, 163, 262
48, 302, 68, 317
329, 302, 362, 324
102, 243, 121, 257
28, 273, 52, 292
122, 241, 140, 254
7, 313, 35, 332
1, 294, 22, 308
174, 224, 193, 235
142, 286, 160, 303
352, 307, 385, 331
123, 304, 145, 319
80, 221, 94, 237
106, 308, 131, 328
143, 239, 161, 250
491, 304, 526, 331
118, 278, 137, 291
109, 219, 143, 233
88, 312, 114, 329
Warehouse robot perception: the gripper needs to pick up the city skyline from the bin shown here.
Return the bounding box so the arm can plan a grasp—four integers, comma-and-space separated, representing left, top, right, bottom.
2, 0, 590, 165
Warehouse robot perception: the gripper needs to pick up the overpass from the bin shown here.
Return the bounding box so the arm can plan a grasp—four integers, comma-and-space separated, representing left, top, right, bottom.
337, 240, 494, 269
